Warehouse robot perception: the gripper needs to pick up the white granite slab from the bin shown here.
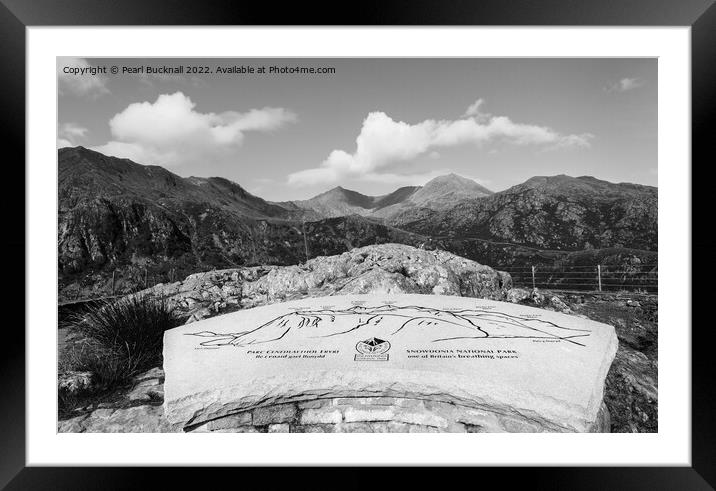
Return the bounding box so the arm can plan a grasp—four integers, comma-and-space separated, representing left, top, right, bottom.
163, 294, 618, 432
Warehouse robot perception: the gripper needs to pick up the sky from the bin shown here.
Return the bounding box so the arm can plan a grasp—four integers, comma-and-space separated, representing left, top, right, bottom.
58, 57, 657, 201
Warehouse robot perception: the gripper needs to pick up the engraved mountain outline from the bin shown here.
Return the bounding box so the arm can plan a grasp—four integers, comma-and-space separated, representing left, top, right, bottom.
186, 304, 591, 348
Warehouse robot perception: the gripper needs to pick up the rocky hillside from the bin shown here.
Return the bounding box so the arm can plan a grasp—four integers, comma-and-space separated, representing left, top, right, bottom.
58, 148, 657, 301
58, 148, 427, 300
391, 175, 657, 251
59, 146, 300, 273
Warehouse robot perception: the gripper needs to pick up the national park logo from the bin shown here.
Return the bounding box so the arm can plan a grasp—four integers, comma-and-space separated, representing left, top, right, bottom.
354, 337, 391, 361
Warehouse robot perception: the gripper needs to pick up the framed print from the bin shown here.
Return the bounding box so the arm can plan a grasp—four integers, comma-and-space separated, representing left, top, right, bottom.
4, 0, 715, 488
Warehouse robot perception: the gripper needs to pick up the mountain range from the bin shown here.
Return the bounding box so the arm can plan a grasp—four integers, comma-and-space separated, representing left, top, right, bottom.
284, 173, 493, 219
58, 147, 424, 285
58, 147, 657, 300
390, 174, 657, 251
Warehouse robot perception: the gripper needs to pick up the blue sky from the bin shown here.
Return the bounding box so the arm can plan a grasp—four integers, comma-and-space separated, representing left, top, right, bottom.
58, 58, 657, 200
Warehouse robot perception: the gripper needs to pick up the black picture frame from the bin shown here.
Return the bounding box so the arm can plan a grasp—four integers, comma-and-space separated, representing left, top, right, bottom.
2, 0, 714, 488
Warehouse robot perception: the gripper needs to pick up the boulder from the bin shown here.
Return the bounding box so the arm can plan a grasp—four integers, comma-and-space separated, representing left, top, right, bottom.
549, 295, 572, 313
164, 293, 618, 432
506, 288, 531, 304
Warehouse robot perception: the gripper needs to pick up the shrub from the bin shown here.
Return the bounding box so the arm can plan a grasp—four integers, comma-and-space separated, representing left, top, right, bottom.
67, 294, 180, 388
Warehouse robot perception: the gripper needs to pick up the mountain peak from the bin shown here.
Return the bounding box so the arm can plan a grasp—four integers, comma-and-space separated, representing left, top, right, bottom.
59, 145, 101, 158
315, 185, 360, 199
424, 173, 490, 189
294, 185, 375, 217
441, 172, 468, 180
410, 173, 493, 207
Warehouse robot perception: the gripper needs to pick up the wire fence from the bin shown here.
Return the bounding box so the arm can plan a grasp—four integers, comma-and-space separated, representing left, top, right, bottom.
500, 264, 658, 293
60, 267, 186, 305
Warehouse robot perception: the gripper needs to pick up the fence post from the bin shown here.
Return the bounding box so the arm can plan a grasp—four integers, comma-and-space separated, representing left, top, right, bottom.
597, 264, 602, 292
111, 270, 115, 295
144, 268, 148, 287
531, 265, 536, 290
302, 220, 309, 262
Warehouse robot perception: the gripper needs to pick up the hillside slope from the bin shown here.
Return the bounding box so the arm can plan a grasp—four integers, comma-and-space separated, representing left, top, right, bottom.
58, 148, 427, 300
391, 175, 657, 251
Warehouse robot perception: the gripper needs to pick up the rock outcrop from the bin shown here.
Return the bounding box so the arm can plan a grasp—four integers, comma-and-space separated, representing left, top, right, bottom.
143, 244, 512, 323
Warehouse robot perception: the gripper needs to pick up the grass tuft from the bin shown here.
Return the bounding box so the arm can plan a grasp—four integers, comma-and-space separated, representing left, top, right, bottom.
60, 294, 180, 411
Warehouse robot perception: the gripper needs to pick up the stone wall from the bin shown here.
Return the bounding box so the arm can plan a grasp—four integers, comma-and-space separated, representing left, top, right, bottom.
58, 367, 610, 433
187, 397, 610, 433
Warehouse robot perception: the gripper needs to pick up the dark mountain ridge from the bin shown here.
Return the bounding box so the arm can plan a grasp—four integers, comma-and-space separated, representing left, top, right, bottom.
390, 174, 657, 251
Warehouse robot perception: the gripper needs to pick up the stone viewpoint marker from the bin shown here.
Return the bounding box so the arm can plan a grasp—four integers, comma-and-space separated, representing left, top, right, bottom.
163, 294, 618, 433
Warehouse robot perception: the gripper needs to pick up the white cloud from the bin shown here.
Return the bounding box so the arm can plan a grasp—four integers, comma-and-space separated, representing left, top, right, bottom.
543, 133, 594, 151
92, 92, 297, 167
57, 122, 89, 148
58, 57, 110, 98
607, 77, 645, 93
288, 99, 593, 186
463, 98, 490, 120
60, 122, 88, 138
